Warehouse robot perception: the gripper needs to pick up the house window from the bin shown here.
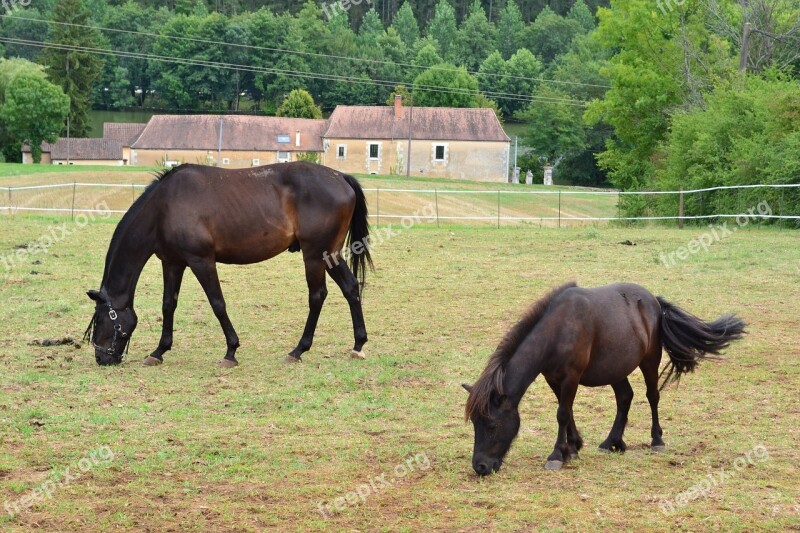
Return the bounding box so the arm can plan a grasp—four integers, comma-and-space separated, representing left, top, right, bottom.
433, 144, 447, 162
252, 158, 260, 166
222, 157, 230, 165
277, 151, 290, 162
337, 145, 347, 159
277, 134, 291, 144
368, 143, 380, 160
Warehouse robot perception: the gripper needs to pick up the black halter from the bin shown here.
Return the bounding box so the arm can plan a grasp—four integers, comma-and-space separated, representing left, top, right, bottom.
84, 300, 130, 358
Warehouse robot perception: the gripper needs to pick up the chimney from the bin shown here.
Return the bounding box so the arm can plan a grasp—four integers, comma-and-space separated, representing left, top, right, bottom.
394, 94, 403, 119
295, 130, 300, 147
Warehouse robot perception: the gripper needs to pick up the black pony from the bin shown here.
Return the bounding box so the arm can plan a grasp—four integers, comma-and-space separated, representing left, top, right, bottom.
85, 162, 372, 367
464, 282, 745, 474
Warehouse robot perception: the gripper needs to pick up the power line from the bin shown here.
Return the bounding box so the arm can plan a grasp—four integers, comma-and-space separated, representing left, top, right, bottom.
0, 13, 611, 91
0, 37, 589, 107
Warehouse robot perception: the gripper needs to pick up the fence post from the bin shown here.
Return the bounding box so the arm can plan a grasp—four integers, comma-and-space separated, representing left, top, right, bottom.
6, 187, 11, 215
376, 188, 380, 229
780, 188, 785, 230
558, 191, 561, 228
497, 190, 500, 228
71, 182, 77, 221
678, 190, 684, 229
435, 189, 439, 228
131, 183, 135, 206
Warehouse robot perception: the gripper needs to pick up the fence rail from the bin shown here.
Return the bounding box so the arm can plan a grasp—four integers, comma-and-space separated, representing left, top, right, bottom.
2, 182, 799, 227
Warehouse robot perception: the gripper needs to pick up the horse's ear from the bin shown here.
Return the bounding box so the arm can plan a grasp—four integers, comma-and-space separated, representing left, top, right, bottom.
87, 290, 102, 302
461, 383, 473, 393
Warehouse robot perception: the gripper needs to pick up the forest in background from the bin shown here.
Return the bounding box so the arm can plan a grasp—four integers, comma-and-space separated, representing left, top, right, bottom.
0, 0, 798, 205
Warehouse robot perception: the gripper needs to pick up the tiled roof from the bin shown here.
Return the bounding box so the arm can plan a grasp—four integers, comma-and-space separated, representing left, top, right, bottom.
324, 106, 510, 142
23, 138, 124, 161
130, 114, 328, 151
102, 123, 146, 145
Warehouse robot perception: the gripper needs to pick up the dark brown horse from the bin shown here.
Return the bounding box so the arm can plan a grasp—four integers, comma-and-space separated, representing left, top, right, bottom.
85, 161, 372, 367
463, 282, 745, 474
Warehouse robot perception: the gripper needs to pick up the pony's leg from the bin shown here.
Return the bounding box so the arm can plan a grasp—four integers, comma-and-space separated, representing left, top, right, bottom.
144, 261, 186, 366
545, 377, 583, 460
545, 378, 580, 471
326, 260, 368, 357
640, 356, 665, 451
187, 258, 240, 367
599, 378, 634, 453
286, 259, 328, 362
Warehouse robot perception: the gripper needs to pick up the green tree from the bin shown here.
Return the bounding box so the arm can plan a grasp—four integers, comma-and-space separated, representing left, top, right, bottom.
522, 7, 582, 66
453, 0, 498, 71
414, 40, 443, 68
501, 48, 542, 116
1, 73, 70, 163
276, 88, 322, 118
515, 87, 586, 177
426, 0, 458, 61
495, 0, 525, 60
567, 0, 595, 33
413, 63, 480, 107
391, 1, 420, 48
40, 0, 105, 137
0, 8, 50, 62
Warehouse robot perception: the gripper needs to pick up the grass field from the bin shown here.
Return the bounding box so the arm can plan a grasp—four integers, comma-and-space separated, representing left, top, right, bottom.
0, 202, 798, 531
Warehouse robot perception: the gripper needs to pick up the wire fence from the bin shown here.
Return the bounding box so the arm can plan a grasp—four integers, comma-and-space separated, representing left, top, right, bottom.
1, 182, 799, 228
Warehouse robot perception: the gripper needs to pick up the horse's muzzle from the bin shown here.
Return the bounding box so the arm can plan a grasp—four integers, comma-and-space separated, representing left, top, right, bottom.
95, 349, 122, 366
473, 458, 501, 476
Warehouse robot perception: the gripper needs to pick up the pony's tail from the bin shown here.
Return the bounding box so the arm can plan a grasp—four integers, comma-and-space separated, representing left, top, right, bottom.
657, 297, 746, 390
342, 173, 374, 296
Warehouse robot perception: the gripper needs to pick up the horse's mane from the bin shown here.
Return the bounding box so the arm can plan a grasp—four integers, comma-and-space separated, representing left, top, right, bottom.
465, 281, 577, 420
101, 165, 186, 282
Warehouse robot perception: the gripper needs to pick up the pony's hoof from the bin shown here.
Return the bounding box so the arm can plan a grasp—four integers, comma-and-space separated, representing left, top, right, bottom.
544, 460, 563, 471
568, 452, 579, 461
651, 444, 666, 452
283, 355, 302, 364
218, 359, 238, 368
142, 356, 162, 367
350, 350, 366, 360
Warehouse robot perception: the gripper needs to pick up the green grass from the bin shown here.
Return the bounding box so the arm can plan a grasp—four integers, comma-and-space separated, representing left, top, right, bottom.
0, 212, 798, 531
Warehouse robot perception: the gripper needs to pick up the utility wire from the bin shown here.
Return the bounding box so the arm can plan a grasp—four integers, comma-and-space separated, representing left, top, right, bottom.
0, 37, 589, 107
0, 13, 611, 91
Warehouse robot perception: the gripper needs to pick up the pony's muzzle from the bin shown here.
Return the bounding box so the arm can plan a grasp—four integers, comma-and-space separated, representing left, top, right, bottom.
473, 458, 500, 476
95, 348, 122, 366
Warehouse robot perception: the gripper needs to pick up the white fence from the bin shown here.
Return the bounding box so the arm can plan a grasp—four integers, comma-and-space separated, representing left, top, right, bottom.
1, 182, 799, 227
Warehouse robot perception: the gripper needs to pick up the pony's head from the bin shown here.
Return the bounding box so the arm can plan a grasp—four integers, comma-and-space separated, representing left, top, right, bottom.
463, 372, 520, 476
85, 289, 137, 365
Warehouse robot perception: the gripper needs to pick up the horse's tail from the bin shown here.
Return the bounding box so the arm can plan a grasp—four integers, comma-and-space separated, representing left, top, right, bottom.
656, 297, 746, 390
342, 173, 374, 296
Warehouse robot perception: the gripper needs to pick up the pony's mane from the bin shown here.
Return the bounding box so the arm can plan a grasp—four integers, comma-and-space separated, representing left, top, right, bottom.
465, 281, 577, 420
101, 165, 186, 282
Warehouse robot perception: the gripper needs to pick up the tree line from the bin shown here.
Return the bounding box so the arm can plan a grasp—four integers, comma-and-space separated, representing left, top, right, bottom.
0, 0, 798, 202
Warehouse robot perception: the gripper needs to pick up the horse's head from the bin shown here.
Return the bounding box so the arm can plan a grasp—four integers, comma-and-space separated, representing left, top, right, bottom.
463, 383, 520, 476
85, 289, 137, 365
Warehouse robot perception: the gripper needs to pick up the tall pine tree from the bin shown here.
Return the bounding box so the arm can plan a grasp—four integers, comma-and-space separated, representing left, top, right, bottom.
40, 0, 104, 138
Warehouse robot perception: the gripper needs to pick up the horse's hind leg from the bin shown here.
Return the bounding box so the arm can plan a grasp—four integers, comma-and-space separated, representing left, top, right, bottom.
286, 258, 328, 362
326, 260, 368, 358
187, 258, 240, 368
599, 377, 634, 453
144, 261, 186, 366
640, 354, 666, 451
545, 377, 583, 460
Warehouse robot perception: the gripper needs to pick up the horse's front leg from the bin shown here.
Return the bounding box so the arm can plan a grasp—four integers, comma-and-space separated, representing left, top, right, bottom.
545, 377, 579, 471
143, 262, 186, 366
188, 257, 240, 368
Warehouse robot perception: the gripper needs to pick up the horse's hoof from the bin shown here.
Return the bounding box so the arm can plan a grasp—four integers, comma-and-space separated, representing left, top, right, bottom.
283, 355, 302, 364
142, 356, 162, 367
350, 350, 366, 360
568, 452, 579, 461
218, 359, 238, 368
651, 444, 666, 452
544, 460, 563, 471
